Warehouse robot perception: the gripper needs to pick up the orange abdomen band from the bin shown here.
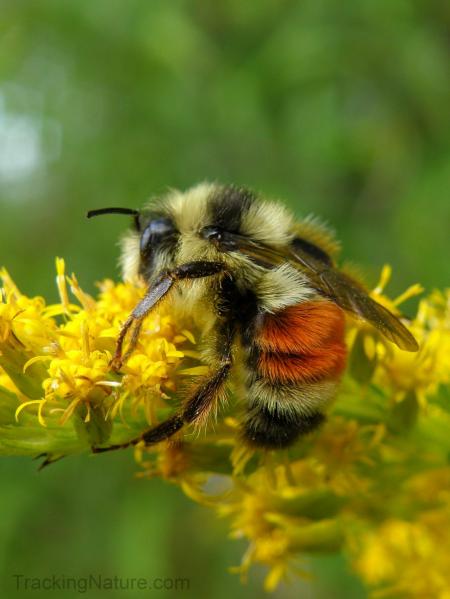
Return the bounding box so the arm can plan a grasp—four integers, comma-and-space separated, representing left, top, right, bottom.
255, 301, 347, 384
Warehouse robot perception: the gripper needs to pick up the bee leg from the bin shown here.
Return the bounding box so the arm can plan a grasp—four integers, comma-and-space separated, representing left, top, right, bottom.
110, 260, 226, 371
110, 275, 174, 371
92, 360, 232, 453
141, 358, 232, 445
118, 319, 143, 366
94, 319, 234, 453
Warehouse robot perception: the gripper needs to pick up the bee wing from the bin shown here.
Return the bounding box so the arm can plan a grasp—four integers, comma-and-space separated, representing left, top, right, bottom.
233, 235, 419, 352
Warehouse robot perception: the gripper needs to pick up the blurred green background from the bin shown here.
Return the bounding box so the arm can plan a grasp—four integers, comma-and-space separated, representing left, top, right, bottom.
0, 1, 448, 598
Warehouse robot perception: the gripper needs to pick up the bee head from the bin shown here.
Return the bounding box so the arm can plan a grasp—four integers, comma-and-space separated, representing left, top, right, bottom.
89, 182, 295, 283
87, 205, 179, 282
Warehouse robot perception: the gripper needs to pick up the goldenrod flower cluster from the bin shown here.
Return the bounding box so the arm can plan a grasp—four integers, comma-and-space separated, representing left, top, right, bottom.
1, 260, 449, 597
0, 259, 199, 458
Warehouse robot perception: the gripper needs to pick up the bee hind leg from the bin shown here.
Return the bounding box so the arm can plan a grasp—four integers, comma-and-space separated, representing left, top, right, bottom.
93, 319, 235, 454
92, 360, 232, 454
142, 359, 231, 444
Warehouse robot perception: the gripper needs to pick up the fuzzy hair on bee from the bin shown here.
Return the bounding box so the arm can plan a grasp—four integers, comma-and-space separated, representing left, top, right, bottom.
87, 183, 418, 453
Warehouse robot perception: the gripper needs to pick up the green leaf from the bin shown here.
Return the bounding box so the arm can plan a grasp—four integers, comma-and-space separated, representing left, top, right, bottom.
73, 403, 113, 447
348, 331, 378, 385
0, 344, 47, 399
389, 390, 419, 432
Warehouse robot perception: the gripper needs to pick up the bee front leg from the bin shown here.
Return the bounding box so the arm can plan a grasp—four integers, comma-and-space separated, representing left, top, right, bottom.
110, 261, 226, 371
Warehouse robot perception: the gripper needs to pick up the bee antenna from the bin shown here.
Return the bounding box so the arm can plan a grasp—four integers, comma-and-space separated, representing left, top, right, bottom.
86, 207, 141, 231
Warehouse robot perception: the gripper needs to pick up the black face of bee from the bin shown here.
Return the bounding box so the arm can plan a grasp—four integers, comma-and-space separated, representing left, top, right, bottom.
138, 216, 179, 281
140, 217, 177, 258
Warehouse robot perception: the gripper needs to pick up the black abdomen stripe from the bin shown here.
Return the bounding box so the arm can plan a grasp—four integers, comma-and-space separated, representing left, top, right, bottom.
242, 404, 325, 449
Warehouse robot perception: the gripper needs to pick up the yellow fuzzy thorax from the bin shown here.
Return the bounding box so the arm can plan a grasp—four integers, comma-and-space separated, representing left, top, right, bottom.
1, 259, 449, 597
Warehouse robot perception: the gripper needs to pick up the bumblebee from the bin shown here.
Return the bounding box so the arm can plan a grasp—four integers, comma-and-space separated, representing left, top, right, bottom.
88, 183, 418, 451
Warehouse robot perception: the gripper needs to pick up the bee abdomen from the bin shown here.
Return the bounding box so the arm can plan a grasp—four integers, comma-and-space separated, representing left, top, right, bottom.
241, 300, 347, 449
242, 403, 325, 449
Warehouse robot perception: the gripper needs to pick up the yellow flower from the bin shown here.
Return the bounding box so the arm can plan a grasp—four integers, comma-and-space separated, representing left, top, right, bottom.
346, 265, 423, 387
0, 259, 200, 451
216, 461, 344, 591
347, 266, 450, 416
354, 510, 450, 599
1, 260, 449, 597
376, 289, 450, 407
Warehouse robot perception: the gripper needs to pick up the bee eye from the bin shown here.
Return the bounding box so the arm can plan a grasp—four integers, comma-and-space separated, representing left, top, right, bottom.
140, 217, 176, 254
